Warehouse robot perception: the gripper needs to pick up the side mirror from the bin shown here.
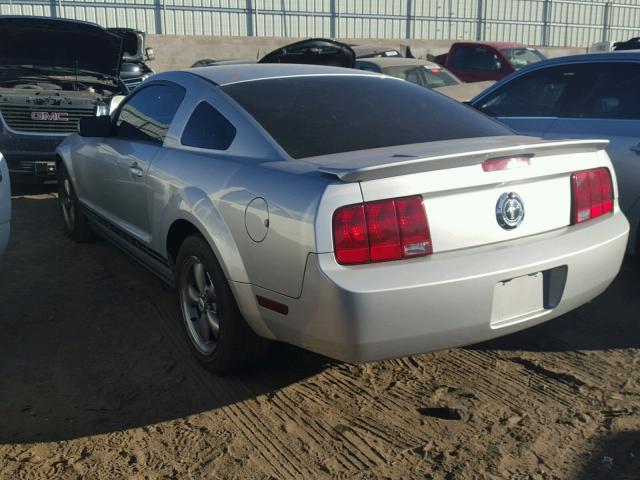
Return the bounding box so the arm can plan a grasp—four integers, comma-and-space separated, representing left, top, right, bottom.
79, 116, 113, 137
145, 47, 155, 61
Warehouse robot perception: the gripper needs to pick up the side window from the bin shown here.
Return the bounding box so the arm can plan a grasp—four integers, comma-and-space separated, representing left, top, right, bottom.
451, 46, 501, 71
577, 63, 640, 119
450, 46, 474, 69
475, 64, 590, 117
181, 102, 237, 150
114, 84, 185, 144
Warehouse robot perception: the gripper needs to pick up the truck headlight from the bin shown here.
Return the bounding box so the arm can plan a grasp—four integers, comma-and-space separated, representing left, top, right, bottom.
95, 103, 109, 117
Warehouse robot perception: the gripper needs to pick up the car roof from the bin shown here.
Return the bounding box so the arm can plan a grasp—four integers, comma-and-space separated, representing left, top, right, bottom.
186, 63, 379, 86
356, 57, 442, 68
528, 50, 640, 65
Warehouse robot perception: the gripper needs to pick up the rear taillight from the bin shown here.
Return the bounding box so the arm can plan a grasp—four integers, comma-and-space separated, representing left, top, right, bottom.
571, 167, 613, 225
333, 195, 431, 265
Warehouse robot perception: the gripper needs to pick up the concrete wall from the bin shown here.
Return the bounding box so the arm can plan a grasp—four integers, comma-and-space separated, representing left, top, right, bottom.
147, 34, 586, 72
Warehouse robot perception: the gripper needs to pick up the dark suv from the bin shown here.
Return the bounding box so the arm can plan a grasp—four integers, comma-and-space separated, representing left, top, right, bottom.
0, 17, 127, 182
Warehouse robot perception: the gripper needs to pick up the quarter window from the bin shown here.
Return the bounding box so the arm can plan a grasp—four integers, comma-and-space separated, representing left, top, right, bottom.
181, 102, 237, 150
115, 84, 185, 144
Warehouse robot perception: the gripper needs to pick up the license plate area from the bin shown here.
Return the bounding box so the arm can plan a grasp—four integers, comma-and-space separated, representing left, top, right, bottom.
490, 272, 545, 328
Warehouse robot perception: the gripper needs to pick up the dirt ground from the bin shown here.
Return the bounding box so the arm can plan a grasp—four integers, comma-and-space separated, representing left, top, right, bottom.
0, 189, 639, 480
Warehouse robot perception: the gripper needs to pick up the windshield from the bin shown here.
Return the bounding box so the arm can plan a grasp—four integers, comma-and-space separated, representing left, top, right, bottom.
382, 65, 460, 88
222, 75, 510, 159
501, 48, 546, 69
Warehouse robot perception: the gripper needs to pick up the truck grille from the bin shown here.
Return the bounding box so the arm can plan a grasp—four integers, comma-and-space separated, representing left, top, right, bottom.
0, 105, 96, 134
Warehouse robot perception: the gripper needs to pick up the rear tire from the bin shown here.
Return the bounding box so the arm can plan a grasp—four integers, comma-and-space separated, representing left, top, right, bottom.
57, 164, 94, 242
176, 235, 269, 373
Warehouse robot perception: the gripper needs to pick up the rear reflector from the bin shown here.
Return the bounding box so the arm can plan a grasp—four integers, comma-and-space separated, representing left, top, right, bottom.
256, 295, 289, 315
571, 167, 613, 224
333, 195, 432, 265
482, 156, 531, 172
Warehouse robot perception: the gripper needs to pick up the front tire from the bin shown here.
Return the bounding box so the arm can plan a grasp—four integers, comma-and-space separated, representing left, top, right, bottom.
176, 235, 269, 373
57, 164, 94, 242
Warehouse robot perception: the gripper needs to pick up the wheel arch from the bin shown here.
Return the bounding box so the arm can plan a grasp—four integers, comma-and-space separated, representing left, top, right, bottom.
164, 212, 274, 339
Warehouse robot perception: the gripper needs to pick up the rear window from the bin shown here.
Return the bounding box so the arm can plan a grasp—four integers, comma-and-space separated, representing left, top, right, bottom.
222, 76, 511, 159
501, 48, 545, 69
382, 65, 460, 88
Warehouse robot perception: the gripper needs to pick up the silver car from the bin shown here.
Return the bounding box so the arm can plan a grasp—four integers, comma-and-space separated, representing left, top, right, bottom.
471, 51, 640, 254
56, 64, 629, 372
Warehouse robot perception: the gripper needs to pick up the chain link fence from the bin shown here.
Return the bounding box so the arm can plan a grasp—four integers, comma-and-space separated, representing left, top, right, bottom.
1, 0, 639, 47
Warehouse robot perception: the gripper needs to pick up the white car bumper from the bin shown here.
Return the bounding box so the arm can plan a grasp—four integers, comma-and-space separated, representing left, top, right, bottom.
250, 211, 629, 363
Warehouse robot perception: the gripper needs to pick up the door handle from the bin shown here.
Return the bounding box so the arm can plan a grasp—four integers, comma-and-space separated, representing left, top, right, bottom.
631, 144, 640, 155
129, 162, 144, 177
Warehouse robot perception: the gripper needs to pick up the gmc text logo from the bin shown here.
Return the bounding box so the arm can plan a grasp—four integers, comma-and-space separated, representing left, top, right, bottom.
30, 112, 69, 122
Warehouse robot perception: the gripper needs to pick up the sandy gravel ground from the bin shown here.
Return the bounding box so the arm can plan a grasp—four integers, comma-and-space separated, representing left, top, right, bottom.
0, 190, 639, 480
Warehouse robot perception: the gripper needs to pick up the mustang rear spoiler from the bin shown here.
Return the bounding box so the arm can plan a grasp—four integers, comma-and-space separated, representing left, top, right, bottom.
318, 139, 609, 182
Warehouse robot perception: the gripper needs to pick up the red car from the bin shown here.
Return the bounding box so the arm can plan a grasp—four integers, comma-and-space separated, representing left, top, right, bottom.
435, 41, 546, 83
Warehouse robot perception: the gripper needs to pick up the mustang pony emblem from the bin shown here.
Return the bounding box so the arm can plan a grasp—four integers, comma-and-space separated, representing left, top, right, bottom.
496, 192, 525, 229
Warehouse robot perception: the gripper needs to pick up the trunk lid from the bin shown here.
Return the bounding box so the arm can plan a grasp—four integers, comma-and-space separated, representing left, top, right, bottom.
259, 38, 356, 68
315, 136, 611, 254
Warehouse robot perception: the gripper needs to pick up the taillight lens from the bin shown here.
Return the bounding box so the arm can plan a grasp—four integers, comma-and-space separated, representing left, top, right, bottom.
571, 167, 613, 225
481, 156, 531, 172
333, 204, 369, 264
333, 195, 432, 265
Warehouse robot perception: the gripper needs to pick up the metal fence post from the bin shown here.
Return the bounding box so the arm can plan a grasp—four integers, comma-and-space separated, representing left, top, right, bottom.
330, 0, 337, 38
50, 0, 57, 18
542, 0, 551, 47
405, 0, 413, 39
602, 1, 611, 42
154, 0, 163, 34
476, 0, 484, 41
246, 0, 254, 36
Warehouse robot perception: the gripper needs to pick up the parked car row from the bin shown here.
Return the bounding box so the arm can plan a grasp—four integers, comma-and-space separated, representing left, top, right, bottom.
0, 14, 636, 375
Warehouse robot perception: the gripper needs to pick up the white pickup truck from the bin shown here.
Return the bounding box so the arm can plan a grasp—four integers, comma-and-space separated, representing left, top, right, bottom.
0, 152, 11, 255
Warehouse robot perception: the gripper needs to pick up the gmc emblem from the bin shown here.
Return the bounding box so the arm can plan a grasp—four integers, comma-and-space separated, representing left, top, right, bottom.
31, 112, 69, 122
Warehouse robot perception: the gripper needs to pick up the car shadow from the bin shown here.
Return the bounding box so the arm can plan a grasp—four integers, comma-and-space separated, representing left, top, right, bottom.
470, 256, 640, 353
0, 194, 331, 445
571, 431, 640, 479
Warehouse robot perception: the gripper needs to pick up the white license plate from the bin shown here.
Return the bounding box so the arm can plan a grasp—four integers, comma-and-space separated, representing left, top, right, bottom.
491, 272, 544, 328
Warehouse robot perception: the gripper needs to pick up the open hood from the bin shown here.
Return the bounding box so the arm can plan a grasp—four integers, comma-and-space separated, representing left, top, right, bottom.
0, 16, 123, 79
259, 38, 355, 68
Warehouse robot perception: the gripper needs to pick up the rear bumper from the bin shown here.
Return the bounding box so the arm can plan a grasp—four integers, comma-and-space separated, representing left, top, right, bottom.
252, 212, 629, 363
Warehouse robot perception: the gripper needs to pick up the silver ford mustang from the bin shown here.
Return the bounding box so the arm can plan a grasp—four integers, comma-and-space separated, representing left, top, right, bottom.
56, 64, 629, 372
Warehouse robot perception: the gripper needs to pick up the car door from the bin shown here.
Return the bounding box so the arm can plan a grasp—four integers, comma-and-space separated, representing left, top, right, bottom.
472, 63, 586, 138
544, 62, 640, 217
80, 83, 185, 241
450, 45, 504, 83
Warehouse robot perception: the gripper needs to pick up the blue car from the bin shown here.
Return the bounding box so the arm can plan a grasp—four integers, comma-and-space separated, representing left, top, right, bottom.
471, 52, 640, 254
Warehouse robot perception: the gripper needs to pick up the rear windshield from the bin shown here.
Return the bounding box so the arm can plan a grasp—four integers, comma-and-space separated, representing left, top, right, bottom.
501, 48, 545, 69
382, 65, 460, 88
221, 75, 511, 159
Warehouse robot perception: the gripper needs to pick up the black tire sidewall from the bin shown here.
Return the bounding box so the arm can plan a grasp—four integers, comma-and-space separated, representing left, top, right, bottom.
176, 235, 251, 372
